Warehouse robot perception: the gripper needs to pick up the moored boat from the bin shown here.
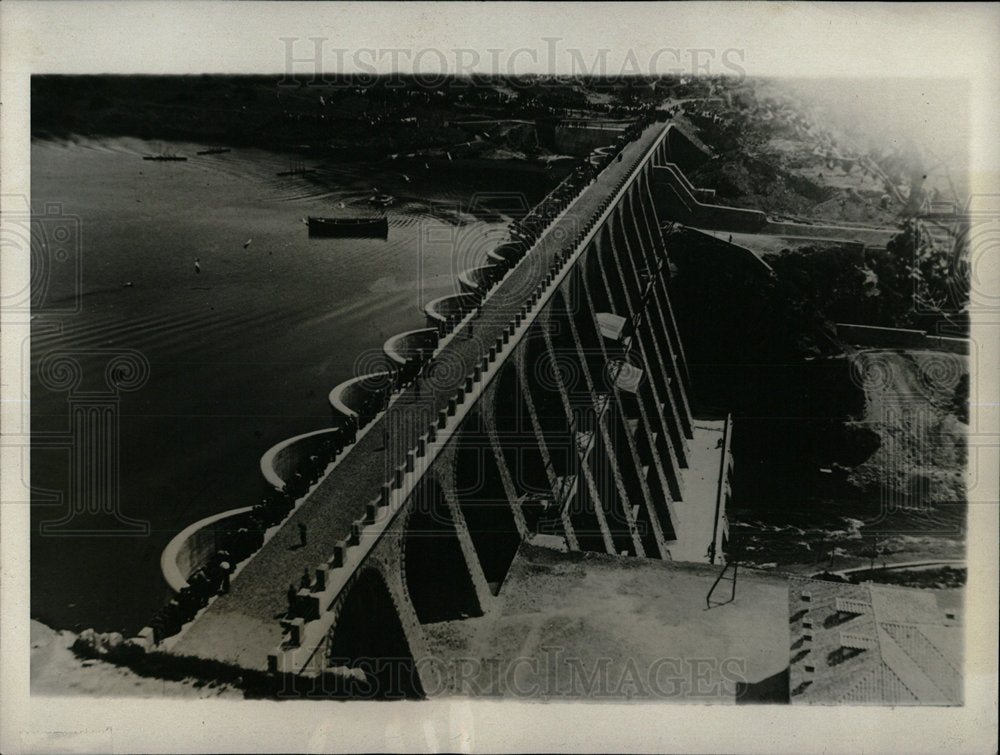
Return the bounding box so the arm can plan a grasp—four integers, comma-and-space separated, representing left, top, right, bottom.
368, 192, 395, 207
277, 159, 315, 176
307, 216, 389, 238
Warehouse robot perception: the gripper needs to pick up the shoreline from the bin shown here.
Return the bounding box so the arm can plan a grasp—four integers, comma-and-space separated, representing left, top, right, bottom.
31, 549, 968, 699
29, 620, 243, 699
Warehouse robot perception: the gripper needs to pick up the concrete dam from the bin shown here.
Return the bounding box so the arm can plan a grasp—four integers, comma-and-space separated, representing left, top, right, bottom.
156, 121, 736, 695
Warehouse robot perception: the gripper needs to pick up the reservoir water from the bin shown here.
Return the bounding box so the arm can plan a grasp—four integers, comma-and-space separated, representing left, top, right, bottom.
30, 136, 551, 634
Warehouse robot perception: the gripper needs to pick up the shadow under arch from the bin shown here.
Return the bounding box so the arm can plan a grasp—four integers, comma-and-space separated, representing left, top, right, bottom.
403, 476, 483, 624
454, 407, 521, 595
523, 321, 586, 536
572, 251, 615, 394
584, 232, 614, 315
596, 220, 632, 316
547, 288, 594, 406
574, 253, 649, 556
546, 288, 609, 552
327, 568, 424, 700
523, 322, 573, 474
494, 358, 551, 499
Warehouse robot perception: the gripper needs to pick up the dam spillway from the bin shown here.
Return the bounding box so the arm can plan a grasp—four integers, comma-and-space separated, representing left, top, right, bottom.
164, 121, 735, 691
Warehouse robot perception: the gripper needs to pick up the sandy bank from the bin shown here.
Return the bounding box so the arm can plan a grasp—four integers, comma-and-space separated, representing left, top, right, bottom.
30, 620, 242, 699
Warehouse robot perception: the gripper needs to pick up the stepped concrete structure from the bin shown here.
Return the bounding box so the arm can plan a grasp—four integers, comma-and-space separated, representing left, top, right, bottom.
788, 578, 962, 705
165, 121, 737, 694
653, 158, 898, 246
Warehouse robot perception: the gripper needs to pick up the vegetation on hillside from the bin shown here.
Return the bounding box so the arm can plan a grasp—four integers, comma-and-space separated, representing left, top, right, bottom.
674, 78, 959, 227
667, 224, 968, 524
31, 74, 666, 160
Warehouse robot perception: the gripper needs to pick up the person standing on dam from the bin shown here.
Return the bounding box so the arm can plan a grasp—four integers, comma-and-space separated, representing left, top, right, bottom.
297, 522, 307, 548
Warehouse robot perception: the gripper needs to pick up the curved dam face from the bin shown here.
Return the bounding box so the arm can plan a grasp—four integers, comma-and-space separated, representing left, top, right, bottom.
161, 506, 255, 592
458, 264, 503, 296
383, 328, 439, 366
260, 428, 347, 491
163, 424, 355, 593
487, 240, 528, 269
424, 292, 481, 335
160, 373, 391, 598
329, 370, 393, 427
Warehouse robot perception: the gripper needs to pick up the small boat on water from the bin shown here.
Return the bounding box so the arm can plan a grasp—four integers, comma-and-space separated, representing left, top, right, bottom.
143, 154, 187, 161
307, 216, 389, 238
196, 148, 231, 156
278, 159, 316, 177
368, 192, 395, 208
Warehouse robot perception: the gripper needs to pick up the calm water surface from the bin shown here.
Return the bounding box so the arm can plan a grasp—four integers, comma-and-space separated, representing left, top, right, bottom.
30, 136, 550, 633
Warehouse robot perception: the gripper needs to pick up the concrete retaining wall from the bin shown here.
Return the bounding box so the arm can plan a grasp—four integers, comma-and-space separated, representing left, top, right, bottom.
589, 145, 617, 167
664, 125, 712, 172
655, 163, 896, 245
553, 123, 626, 156
458, 264, 503, 295
260, 428, 344, 491
925, 336, 970, 355
487, 241, 527, 269
161, 507, 255, 591
682, 228, 774, 275
654, 164, 769, 232
836, 323, 970, 354
763, 220, 896, 246
383, 328, 440, 366
329, 372, 393, 422
424, 293, 480, 334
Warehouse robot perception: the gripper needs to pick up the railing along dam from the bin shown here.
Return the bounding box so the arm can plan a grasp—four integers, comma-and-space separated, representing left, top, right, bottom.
160, 121, 734, 695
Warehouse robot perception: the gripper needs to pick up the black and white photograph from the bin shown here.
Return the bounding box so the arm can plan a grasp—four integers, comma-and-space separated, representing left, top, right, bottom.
1, 2, 997, 752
